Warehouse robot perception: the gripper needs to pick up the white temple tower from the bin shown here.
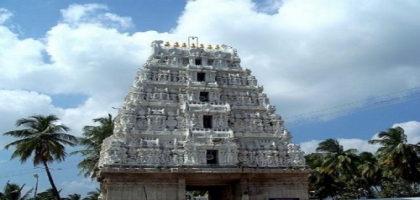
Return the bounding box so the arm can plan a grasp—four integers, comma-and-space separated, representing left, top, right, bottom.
98, 38, 309, 200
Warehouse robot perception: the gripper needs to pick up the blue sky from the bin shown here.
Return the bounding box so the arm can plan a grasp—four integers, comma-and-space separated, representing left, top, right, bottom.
1, 0, 420, 197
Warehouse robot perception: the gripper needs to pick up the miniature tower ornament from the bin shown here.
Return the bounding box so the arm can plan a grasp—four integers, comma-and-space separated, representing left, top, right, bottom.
98, 38, 308, 200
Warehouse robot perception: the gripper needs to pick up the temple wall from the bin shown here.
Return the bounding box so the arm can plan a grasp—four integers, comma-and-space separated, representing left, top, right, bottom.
103, 179, 184, 200
246, 182, 308, 200
99, 171, 309, 200
103, 180, 308, 200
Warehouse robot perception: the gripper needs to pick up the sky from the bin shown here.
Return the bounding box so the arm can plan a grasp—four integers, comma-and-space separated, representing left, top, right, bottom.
0, 0, 420, 197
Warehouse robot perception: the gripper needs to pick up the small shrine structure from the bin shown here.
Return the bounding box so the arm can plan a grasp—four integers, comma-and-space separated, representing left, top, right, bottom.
98, 37, 309, 200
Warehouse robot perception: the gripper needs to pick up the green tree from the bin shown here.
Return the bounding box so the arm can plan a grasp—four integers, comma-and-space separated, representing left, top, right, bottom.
316, 139, 359, 182
29, 188, 56, 200
63, 194, 81, 200
72, 114, 114, 178
308, 170, 344, 200
368, 126, 420, 197
357, 151, 381, 198
3, 115, 77, 200
82, 189, 100, 200
307, 139, 360, 199
0, 182, 32, 200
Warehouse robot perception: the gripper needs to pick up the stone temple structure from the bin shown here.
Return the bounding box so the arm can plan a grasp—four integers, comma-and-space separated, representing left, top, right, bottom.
98, 38, 309, 200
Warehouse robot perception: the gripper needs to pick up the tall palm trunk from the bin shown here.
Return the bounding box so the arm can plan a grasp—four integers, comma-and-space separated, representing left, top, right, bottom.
42, 160, 61, 200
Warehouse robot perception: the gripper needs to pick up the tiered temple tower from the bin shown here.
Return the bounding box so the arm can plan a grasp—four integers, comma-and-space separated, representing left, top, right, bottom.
98, 38, 309, 200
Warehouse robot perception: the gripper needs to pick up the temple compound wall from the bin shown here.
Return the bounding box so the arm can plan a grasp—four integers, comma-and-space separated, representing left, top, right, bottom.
98, 39, 310, 200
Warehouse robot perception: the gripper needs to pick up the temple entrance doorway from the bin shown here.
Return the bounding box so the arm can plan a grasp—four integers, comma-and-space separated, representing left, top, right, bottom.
186, 185, 232, 200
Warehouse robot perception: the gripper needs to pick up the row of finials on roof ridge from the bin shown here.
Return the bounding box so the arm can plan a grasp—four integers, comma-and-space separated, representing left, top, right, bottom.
163, 41, 223, 49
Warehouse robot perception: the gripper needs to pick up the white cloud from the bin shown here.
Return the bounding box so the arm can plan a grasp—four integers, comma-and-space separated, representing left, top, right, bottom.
299, 140, 319, 154
173, 0, 420, 120
0, 1, 420, 148
60, 4, 132, 29
0, 8, 12, 24
0, 4, 145, 140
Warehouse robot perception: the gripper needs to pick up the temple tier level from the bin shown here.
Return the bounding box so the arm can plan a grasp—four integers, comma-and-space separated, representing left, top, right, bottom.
98, 39, 309, 200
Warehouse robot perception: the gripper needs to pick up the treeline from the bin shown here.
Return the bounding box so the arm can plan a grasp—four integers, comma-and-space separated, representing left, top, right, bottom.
0, 184, 99, 200
306, 127, 420, 199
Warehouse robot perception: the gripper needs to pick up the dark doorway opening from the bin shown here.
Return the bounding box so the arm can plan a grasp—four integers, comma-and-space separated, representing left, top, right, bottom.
203, 115, 212, 128
197, 72, 205, 82
208, 59, 214, 66
195, 58, 202, 66
186, 185, 231, 200
206, 150, 218, 164
200, 92, 209, 102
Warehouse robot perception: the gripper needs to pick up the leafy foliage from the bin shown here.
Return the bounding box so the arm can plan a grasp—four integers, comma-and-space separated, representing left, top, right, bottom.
71, 114, 114, 178
82, 189, 100, 200
369, 127, 420, 183
0, 182, 32, 200
308, 127, 420, 199
3, 115, 77, 200
63, 193, 81, 200
307, 139, 360, 199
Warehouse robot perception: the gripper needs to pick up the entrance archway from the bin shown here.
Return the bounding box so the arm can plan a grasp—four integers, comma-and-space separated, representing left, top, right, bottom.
186, 185, 232, 200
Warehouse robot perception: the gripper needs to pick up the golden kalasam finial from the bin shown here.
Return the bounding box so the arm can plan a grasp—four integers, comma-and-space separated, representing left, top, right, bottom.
215, 45, 220, 50
207, 45, 213, 49
182, 42, 187, 48
164, 41, 170, 47
191, 43, 196, 48
174, 42, 179, 47
200, 44, 205, 49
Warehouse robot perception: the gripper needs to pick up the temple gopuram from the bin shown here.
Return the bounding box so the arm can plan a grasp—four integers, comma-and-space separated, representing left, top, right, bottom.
98, 37, 309, 200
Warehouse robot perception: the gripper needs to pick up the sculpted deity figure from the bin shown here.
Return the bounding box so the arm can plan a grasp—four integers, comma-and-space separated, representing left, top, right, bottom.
218, 115, 227, 128
218, 150, 226, 165
151, 40, 163, 56
173, 138, 178, 149
232, 149, 238, 164
191, 146, 198, 164
239, 150, 248, 166
137, 117, 147, 129
226, 148, 233, 164
184, 149, 192, 164
172, 153, 179, 166
257, 150, 265, 166
249, 151, 257, 166
178, 152, 184, 165
162, 149, 171, 165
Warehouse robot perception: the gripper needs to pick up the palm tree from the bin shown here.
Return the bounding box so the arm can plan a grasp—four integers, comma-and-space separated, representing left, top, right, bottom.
357, 151, 381, 198
368, 127, 420, 196
30, 188, 56, 200
316, 139, 359, 179
0, 181, 32, 200
63, 194, 81, 200
308, 170, 344, 200
3, 115, 77, 200
82, 189, 100, 200
311, 139, 360, 199
72, 114, 114, 178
